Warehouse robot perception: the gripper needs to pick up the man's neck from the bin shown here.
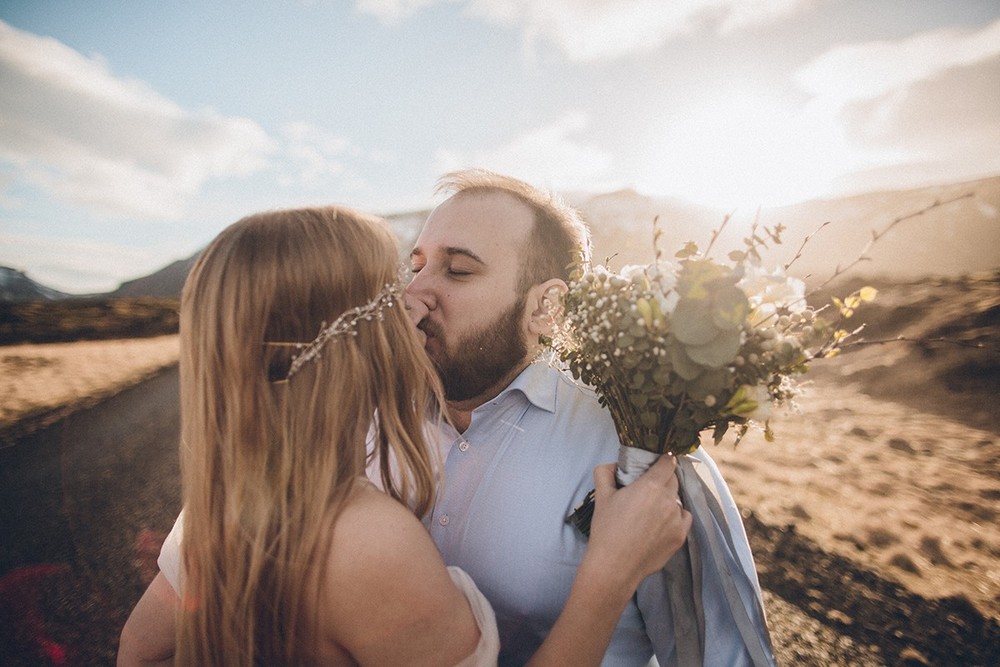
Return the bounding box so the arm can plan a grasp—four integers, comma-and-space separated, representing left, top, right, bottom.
444, 358, 533, 433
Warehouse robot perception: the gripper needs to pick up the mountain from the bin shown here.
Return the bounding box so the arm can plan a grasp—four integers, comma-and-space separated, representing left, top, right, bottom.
572, 175, 1000, 286
13, 174, 1000, 300
109, 256, 199, 298
0, 266, 70, 302
106, 208, 433, 300
381, 209, 431, 265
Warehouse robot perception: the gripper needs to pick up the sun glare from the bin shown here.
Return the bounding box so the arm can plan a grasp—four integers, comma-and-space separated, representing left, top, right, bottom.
636, 92, 857, 210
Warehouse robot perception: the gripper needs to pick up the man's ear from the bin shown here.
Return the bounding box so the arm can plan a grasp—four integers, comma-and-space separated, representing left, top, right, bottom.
527, 279, 568, 337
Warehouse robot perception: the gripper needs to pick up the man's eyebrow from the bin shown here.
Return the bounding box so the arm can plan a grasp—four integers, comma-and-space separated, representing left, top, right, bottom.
445, 247, 485, 265
409, 245, 486, 265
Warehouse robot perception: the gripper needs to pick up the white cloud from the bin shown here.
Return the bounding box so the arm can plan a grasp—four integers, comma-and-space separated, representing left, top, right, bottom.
356, 0, 813, 60
0, 20, 277, 219
711, 0, 814, 34
273, 121, 385, 197
277, 121, 350, 188
794, 19, 1000, 193
796, 18, 1000, 106
433, 112, 615, 192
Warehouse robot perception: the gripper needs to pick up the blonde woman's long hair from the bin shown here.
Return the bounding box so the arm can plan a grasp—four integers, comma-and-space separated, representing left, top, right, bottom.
176, 207, 441, 666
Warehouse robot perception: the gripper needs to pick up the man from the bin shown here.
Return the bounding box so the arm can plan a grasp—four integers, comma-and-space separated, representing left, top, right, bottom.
402, 169, 773, 666
145, 170, 772, 665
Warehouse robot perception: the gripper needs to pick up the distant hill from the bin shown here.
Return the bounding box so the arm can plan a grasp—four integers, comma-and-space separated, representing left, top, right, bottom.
809, 267, 1000, 435
0, 266, 69, 302
109, 256, 199, 299
101, 208, 432, 300
10, 174, 1000, 301
385, 209, 431, 259
0, 296, 180, 344
570, 175, 1000, 287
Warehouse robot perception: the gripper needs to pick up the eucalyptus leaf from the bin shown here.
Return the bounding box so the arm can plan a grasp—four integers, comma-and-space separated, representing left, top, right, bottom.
687, 368, 730, 398
677, 259, 728, 298
672, 297, 718, 345
684, 328, 741, 368
711, 285, 749, 330
669, 340, 704, 380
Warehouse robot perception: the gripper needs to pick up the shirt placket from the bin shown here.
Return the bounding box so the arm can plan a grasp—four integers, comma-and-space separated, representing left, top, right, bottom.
427, 394, 524, 559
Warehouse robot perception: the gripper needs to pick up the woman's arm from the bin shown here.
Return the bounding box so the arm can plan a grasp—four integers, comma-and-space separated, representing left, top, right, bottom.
118, 573, 178, 667
527, 455, 691, 666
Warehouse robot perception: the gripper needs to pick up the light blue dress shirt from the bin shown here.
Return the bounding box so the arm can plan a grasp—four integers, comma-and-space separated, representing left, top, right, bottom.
425, 361, 773, 666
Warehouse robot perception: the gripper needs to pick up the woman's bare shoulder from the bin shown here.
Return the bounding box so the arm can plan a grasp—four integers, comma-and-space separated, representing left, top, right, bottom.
330, 484, 437, 563
318, 484, 480, 664
324, 484, 457, 601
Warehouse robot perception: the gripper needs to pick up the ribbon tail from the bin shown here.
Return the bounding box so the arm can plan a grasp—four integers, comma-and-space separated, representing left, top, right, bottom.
665, 470, 705, 665
677, 456, 776, 667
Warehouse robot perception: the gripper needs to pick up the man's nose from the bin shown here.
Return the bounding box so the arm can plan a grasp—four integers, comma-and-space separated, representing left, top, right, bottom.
404, 270, 436, 311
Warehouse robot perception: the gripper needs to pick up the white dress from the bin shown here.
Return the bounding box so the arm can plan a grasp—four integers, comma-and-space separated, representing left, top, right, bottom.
447, 565, 500, 666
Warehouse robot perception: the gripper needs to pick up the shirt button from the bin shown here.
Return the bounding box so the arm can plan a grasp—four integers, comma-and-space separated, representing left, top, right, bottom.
439, 515, 450, 526
458, 441, 469, 452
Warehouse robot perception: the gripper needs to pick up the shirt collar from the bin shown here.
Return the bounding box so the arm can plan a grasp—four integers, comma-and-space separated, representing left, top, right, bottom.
491, 360, 559, 414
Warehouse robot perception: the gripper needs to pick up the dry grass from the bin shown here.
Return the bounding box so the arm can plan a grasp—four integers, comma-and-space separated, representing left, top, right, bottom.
0, 335, 179, 435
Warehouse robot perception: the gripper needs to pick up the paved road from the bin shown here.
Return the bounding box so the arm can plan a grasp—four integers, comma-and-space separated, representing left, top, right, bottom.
1, 367, 182, 665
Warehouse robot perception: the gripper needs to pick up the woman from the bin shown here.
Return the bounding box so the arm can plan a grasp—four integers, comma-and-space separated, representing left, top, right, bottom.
119, 206, 689, 666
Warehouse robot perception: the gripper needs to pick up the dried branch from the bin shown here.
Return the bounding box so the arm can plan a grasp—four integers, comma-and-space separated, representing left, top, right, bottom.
810, 192, 975, 294
784, 220, 832, 272
842, 336, 997, 352
704, 211, 736, 257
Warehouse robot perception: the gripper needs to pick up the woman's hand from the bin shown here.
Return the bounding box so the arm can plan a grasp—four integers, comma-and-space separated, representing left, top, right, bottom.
525, 455, 692, 666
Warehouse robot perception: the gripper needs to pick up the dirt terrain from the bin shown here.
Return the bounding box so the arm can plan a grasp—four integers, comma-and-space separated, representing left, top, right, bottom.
710, 270, 1000, 665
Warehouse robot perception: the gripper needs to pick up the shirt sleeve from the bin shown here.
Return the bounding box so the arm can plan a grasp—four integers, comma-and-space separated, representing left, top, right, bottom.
156, 510, 185, 594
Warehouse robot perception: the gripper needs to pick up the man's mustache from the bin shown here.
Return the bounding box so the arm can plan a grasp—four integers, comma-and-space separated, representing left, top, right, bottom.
417, 317, 442, 339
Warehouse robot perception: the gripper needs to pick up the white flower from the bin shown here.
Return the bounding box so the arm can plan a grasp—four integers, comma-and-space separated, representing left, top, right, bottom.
739, 265, 806, 326
728, 384, 773, 421
655, 291, 679, 317
620, 264, 647, 281
744, 385, 773, 421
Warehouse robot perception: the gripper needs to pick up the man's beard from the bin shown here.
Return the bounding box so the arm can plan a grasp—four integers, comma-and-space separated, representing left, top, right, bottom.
421, 295, 528, 402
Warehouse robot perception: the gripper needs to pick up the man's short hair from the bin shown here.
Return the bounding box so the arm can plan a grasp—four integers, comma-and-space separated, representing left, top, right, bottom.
435, 169, 591, 294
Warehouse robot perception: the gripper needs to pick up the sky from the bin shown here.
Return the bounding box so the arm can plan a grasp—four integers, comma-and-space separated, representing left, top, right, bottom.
1, 1, 998, 293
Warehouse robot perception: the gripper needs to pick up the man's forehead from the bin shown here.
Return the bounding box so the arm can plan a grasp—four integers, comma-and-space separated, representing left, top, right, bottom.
414, 192, 533, 260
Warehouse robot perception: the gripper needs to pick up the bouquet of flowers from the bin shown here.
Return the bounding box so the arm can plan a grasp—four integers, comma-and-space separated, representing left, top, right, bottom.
551, 219, 876, 535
